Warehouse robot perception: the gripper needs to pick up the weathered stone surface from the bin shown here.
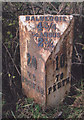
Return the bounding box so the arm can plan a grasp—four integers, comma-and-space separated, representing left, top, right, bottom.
19, 15, 74, 108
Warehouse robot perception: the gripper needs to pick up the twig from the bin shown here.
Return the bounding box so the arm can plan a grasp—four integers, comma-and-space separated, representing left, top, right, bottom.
3, 43, 21, 76
72, 14, 84, 17
72, 62, 84, 65
49, 2, 58, 13
76, 43, 84, 47
33, 3, 43, 9
74, 45, 81, 62
57, 3, 66, 15
43, 2, 46, 15
12, 28, 19, 41
71, 74, 78, 82
31, 3, 35, 15
11, 111, 17, 120
14, 43, 19, 63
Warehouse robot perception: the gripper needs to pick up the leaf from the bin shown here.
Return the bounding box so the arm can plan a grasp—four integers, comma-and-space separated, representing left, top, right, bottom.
11, 111, 16, 119
10, 34, 13, 38
79, 35, 82, 39
82, 47, 84, 50
8, 23, 13, 26
7, 31, 11, 35
16, 104, 19, 111
22, 104, 32, 107
5, 38, 8, 42
2, 100, 6, 105
13, 20, 15, 23
8, 73, 11, 77
13, 76, 15, 79
8, 42, 11, 48
8, 45, 10, 49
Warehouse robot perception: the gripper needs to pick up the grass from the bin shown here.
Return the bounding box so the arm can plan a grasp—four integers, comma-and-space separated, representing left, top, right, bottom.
2, 83, 84, 119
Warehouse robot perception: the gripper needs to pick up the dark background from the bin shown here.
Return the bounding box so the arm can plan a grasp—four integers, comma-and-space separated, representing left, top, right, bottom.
2, 2, 84, 119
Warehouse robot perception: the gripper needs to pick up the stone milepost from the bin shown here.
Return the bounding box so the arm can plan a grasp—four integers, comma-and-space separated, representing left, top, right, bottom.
19, 15, 74, 108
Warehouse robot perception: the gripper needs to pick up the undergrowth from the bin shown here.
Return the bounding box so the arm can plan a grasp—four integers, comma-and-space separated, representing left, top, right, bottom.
2, 82, 84, 119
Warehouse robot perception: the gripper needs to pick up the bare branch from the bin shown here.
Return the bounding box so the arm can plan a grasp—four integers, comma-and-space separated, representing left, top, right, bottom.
72, 62, 84, 65
49, 2, 58, 13
74, 45, 81, 62
76, 43, 84, 47
12, 28, 19, 41
31, 3, 35, 15
72, 14, 84, 17
43, 2, 46, 15
14, 43, 19, 59
57, 3, 66, 15
3, 43, 21, 76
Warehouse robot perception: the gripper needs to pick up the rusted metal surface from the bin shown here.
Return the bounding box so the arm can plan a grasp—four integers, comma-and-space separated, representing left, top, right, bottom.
19, 15, 74, 108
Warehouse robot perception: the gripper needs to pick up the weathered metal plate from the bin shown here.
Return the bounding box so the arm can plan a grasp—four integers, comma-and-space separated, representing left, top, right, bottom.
19, 15, 74, 107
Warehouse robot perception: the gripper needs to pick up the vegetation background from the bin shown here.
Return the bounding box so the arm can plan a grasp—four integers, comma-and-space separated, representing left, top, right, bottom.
2, 2, 84, 119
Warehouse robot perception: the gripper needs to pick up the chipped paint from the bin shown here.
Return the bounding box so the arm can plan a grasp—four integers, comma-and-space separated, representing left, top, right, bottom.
20, 16, 35, 31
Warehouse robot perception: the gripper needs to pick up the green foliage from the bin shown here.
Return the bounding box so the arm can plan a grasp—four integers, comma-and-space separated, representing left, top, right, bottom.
2, 2, 84, 119
68, 107, 83, 118
79, 35, 82, 39
25, 98, 44, 118
13, 76, 16, 79
16, 103, 19, 112
82, 47, 84, 50
2, 100, 6, 106
31, 104, 41, 118
7, 31, 11, 35
8, 23, 13, 26
15, 87, 82, 119
8, 73, 11, 77
25, 97, 34, 104
7, 41, 11, 48
9, 34, 13, 39
11, 111, 16, 119
8, 73, 16, 79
